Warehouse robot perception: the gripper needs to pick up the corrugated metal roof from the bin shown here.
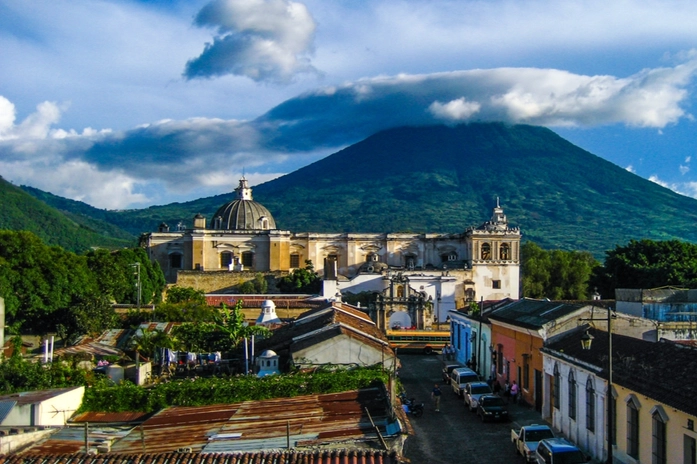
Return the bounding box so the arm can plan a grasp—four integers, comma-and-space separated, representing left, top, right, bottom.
16, 424, 133, 455
0, 387, 82, 406
100, 387, 399, 455
51, 341, 125, 359
0, 450, 404, 464
71, 411, 152, 424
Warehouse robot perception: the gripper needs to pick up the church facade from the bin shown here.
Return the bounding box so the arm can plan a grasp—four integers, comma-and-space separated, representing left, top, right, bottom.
143, 178, 521, 307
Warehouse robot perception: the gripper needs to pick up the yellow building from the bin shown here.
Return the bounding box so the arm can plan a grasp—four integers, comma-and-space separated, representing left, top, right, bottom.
543, 328, 697, 463
143, 178, 521, 304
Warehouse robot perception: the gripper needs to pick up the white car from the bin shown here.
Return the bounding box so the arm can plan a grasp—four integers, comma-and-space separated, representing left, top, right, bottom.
463, 381, 493, 411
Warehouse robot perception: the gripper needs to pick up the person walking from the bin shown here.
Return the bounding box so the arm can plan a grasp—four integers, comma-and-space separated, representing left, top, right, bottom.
431, 383, 442, 412
493, 379, 501, 396
510, 380, 519, 404
504, 380, 511, 403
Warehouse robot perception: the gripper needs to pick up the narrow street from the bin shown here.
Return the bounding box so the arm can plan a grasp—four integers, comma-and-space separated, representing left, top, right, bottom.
399, 353, 545, 464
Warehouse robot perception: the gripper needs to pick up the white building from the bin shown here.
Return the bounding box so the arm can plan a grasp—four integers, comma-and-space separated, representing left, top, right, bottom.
0, 386, 85, 427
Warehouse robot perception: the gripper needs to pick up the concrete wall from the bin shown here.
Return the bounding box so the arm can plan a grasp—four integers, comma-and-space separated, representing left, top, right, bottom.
175, 270, 286, 294
0, 428, 56, 455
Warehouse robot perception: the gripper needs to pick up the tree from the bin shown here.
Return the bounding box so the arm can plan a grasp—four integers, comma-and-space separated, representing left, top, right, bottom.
276, 260, 321, 294
172, 300, 269, 353
166, 286, 206, 305
592, 239, 697, 298
0, 230, 98, 334
521, 241, 599, 300
56, 294, 116, 346
238, 273, 268, 294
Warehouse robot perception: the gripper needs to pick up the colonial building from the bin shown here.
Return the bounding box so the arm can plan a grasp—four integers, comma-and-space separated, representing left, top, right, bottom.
542, 328, 697, 464
143, 178, 522, 314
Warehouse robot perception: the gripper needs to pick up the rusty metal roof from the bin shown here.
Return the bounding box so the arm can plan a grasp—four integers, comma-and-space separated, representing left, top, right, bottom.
51, 341, 125, 360
13, 424, 133, 455
71, 411, 153, 424
0, 450, 404, 464
81, 387, 399, 456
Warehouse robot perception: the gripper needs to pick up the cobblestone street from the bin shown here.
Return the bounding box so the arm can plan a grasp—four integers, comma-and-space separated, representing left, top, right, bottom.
399, 354, 547, 464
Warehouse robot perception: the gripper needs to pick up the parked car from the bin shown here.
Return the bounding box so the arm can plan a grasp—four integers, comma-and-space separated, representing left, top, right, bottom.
476, 394, 509, 422
442, 363, 464, 383
463, 381, 493, 411
511, 424, 556, 462
535, 438, 590, 464
450, 367, 479, 397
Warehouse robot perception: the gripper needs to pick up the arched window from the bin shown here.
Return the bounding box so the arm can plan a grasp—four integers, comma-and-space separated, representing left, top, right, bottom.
568, 370, 577, 420
481, 243, 491, 260
626, 395, 641, 459
241, 251, 254, 268
552, 364, 560, 410
220, 251, 233, 268
651, 406, 668, 464
586, 378, 595, 432
397, 285, 404, 298
500, 243, 510, 260
259, 217, 269, 230
169, 253, 183, 269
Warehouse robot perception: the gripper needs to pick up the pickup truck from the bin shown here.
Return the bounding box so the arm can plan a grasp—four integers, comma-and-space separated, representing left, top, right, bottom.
511, 424, 556, 462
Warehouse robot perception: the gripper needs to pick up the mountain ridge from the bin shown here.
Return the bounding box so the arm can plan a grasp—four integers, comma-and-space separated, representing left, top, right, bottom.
0, 176, 134, 252
16, 122, 697, 257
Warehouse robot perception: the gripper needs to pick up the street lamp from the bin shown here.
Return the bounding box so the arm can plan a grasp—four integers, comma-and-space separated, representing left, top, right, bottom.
580, 308, 614, 464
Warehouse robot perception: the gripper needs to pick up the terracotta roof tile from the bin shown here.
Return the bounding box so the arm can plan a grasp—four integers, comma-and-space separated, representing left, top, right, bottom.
0, 450, 403, 464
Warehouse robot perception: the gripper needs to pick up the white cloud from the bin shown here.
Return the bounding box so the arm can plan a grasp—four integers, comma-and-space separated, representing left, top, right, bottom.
2, 53, 697, 209
686, 156, 692, 163
626, 165, 635, 173
0, 96, 16, 136
647, 175, 697, 200
185, 0, 318, 82
429, 98, 481, 121
680, 165, 690, 175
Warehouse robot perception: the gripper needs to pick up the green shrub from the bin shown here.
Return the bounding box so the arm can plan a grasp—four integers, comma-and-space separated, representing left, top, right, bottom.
79, 365, 389, 413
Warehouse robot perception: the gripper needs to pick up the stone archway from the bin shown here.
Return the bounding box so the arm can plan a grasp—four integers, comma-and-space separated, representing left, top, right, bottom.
389, 311, 412, 330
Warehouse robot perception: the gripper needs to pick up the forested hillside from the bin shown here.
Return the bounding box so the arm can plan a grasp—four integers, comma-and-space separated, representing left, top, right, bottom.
1, 176, 134, 252
17, 123, 697, 257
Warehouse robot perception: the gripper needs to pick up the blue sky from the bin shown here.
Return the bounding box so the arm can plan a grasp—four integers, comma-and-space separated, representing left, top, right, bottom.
1, 0, 697, 209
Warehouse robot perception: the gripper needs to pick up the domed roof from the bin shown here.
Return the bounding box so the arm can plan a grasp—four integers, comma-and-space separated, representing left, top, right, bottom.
211, 178, 277, 230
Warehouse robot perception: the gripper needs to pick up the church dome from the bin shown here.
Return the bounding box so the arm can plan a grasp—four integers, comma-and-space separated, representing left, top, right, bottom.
211, 178, 277, 230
